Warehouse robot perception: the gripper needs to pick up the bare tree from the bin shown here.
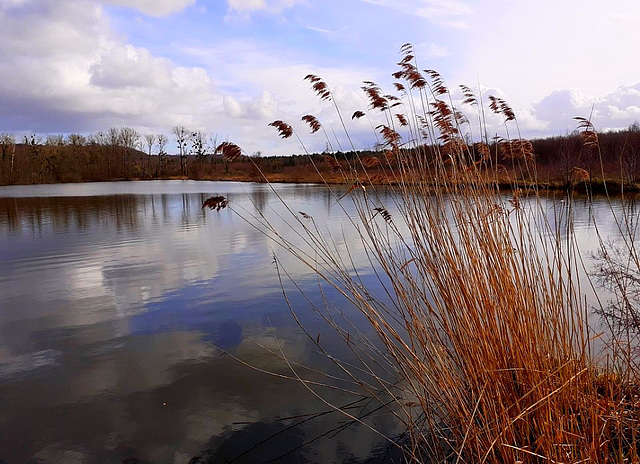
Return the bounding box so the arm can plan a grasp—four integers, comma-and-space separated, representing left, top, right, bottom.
208, 133, 219, 166
144, 133, 156, 156
144, 133, 156, 176
24, 134, 43, 183
156, 134, 169, 176
190, 131, 208, 162
119, 127, 140, 150
0, 133, 15, 183
118, 127, 140, 175
65, 134, 88, 174
621, 127, 640, 182
88, 131, 107, 146
24, 134, 42, 145
0, 133, 15, 162
107, 127, 120, 147
42, 134, 65, 179
88, 131, 111, 176
45, 134, 65, 146
173, 126, 190, 175
67, 134, 87, 146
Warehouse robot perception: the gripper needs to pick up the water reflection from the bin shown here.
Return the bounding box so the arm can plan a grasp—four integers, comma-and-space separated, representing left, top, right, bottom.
0, 180, 634, 463
0, 181, 403, 463
250, 188, 268, 214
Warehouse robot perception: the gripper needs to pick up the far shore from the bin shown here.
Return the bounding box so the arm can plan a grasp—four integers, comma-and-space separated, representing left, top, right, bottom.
3, 173, 640, 196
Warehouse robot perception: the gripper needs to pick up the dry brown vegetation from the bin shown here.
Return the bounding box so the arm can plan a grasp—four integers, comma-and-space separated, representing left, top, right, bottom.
205, 44, 640, 463
2, 122, 640, 189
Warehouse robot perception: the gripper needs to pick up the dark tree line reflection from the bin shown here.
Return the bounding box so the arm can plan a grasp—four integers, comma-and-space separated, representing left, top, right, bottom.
0, 194, 214, 235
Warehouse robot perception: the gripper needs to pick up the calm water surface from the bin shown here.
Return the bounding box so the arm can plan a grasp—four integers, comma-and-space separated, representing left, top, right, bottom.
0, 180, 632, 463
0, 181, 406, 464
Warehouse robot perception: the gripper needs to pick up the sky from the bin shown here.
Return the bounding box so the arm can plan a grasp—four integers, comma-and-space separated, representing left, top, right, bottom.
1, 0, 639, 155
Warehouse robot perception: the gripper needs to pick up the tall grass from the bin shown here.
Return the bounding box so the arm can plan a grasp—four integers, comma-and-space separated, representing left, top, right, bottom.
207, 44, 640, 463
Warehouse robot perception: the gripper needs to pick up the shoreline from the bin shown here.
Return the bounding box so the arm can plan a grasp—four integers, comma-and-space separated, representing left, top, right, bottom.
2, 176, 640, 195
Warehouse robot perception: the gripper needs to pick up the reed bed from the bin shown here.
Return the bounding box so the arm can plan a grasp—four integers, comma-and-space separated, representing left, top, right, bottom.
206, 44, 640, 463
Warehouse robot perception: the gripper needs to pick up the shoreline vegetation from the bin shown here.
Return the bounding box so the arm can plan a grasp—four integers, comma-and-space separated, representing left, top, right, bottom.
2, 124, 640, 194
201, 46, 640, 463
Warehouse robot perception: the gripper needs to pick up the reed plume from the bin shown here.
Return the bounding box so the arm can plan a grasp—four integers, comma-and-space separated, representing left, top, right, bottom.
395, 113, 409, 127
301, 115, 322, 134
575, 116, 600, 149
376, 125, 401, 146
304, 74, 332, 101
498, 138, 535, 160
323, 155, 342, 173
459, 84, 478, 106
214, 142, 242, 161
362, 81, 390, 111
489, 95, 516, 121
223, 43, 640, 464
362, 156, 382, 168
202, 195, 228, 211
268, 120, 294, 139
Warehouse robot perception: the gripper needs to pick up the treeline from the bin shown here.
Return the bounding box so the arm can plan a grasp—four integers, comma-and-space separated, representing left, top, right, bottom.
0, 125, 372, 185
0, 126, 224, 185
532, 123, 640, 184
1, 123, 640, 186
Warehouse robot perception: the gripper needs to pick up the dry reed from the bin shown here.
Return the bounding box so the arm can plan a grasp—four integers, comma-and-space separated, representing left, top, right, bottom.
207, 44, 640, 463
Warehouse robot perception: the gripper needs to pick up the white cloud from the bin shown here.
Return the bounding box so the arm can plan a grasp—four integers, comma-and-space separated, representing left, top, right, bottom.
0, 0, 387, 155
223, 95, 244, 118
175, 39, 386, 153
0, 0, 29, 6
0, 0, 220, 134
222, 91, 279, 120
5, 0, 636, 156
446, 83, 640, 139
89, 45, 174, 89
247, 91, 278, 119
532, 88, 594, 131
415, 42, 450, 59
225, 0, 303, 16
227, 0, 266, 13
102, 0, 196, 16
456, 1, 640, 110
305, 25, 351, 40
415, 0, 472, 19
532, 84, 640, 134
360, 0, 472, 26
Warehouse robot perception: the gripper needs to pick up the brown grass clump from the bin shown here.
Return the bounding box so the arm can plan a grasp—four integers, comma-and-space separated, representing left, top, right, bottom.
498, 138, 535, 161
362, 156, 382, 168
213, 44, 640, 463
572, 166, 591, 182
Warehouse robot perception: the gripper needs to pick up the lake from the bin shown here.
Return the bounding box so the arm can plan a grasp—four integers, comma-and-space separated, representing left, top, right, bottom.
0, 180, 630, 463
0, 181, 411, 464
